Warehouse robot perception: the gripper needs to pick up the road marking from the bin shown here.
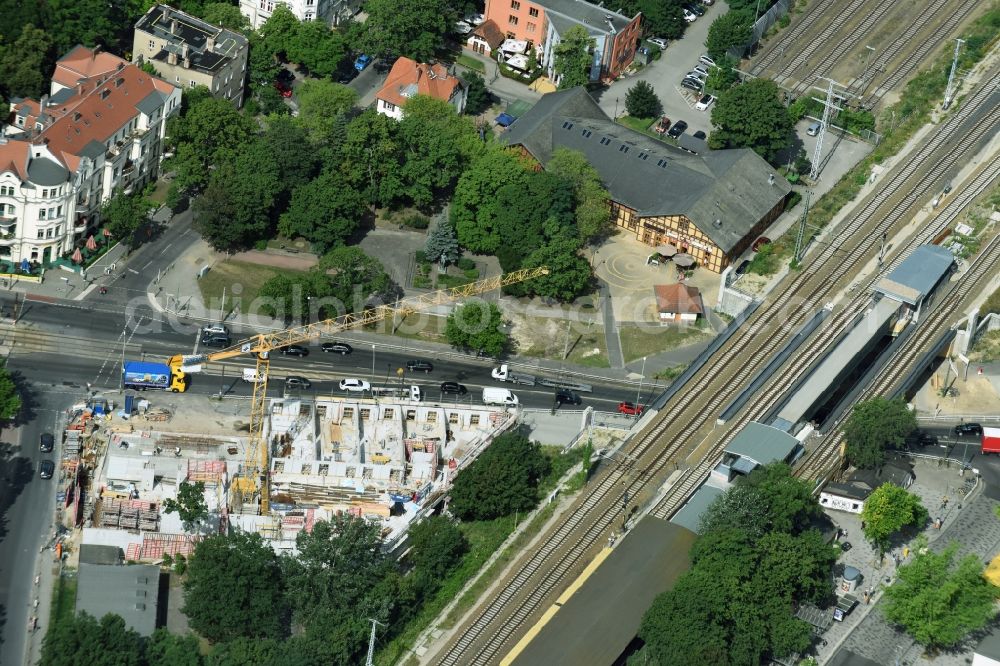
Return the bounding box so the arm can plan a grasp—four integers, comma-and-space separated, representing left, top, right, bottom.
142, 261, 153, 270
146, 291, 164, 313
74, 284, 98, 301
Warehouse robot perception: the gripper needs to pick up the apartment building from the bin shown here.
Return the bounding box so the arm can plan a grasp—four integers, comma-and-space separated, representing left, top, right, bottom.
240, 0, 358, 28
133, 4, 249, 108
2, 47, 180, 265
484, 0, 642, 81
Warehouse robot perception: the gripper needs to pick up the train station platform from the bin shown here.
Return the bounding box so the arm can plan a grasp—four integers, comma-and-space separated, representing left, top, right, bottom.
874, 244, 954, 320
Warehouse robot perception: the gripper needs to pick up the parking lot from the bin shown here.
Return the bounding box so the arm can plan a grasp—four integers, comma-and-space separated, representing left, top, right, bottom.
593, 1, 728, 138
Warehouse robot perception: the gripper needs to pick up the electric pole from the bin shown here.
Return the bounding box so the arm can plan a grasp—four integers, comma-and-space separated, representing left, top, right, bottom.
365, 618, 385, 666
793, 190, 811, 262
942, 38, 965, 110
809, 78, 847, 181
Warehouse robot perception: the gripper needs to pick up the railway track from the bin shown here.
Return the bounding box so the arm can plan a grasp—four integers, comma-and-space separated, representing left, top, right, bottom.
431, 74, 999, 666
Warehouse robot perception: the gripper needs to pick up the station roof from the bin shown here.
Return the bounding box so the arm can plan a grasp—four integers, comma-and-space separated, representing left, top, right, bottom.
776, 297, 898, 427
724, 421, 800, 467
875, 244, 953, 305
76, 563, 160, 636
510, 518, 695, 666
670, 484, 725, 534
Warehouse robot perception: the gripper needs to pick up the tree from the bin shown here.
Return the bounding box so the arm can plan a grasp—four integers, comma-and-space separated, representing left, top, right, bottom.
450, 145, 534, 253
883, 539, 999, 648
247, 32, 281, 88
624, 80, 662, 119
519, 238, 592, 301
699, 463, 822, 538
361, 0, 457, 61
340, 110, 405, 208
183, 531, 290, 642
705, 10, 753, 62
709, 78, 794, 162
861, 484, 928, 557
146, 628, 205, 666
194, 139, 282, 251
165, 95, 256, 194
547, 147, 611, 244
408, 516, 468, 579
843, 397, 917, 469
461, 71, 492, 115
278, 171, 366, 251
0, 24, 52, 98
449, 432, 550, 521
200, 3, 250, 31
287, 20, 346, 77
629, 0, 686, 40
0, 362, 21, 421
261, 115, 320, 192
41, 612, 146, 666
45, 0, 128, 55
100, 191, 154, 245
294, 79, 359, 144
162, 481, 209, 532
425, 220, 460, 265
318, 246, 399, 310
445, 301, 509, 357
258, 5, 300, 60
553, 25, 595, 89
703, 56, 740, 94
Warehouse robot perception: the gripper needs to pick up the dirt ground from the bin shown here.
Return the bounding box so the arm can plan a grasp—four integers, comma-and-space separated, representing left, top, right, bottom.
912, 358, 1000, 416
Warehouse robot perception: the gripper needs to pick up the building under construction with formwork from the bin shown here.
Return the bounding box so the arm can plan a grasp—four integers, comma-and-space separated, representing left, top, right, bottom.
228, 396, 518, 552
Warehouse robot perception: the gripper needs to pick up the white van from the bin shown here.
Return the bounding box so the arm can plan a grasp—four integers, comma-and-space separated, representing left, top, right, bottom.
482, 387, 519, 406
242, 368, 263, 383
409, 385, 422, 402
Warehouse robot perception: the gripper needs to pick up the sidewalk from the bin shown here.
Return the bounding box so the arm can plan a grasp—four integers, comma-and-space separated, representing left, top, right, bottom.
4, 240, 128, 303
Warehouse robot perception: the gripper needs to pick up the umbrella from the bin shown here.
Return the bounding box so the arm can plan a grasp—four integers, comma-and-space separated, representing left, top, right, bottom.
86, 235, 97, 250
656, 244, 678, 257
71, 248, 83, 263
673, 253, 696, 267
20, 258, 29, 272
102, 227, 111, 237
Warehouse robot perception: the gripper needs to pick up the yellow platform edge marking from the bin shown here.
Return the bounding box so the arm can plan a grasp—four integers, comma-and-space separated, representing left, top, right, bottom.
501, 547, 614, 666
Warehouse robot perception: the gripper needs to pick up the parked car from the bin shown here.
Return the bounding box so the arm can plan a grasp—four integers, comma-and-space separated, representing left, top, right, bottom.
284, 376, 312, 390
667, 120, 688, 138
40, 433, 54, 453
440, 381, 468, 395
691, 64, 710, 77
321, 342, 353, 355
336, 67, 358, 84
685, 71, 708, 83
682, 8, 698, 21
339, 378, 371, 392
693, 130, 707, 140
273, 80, 293, 98
647, 37, 668, 49
681, 78, 703, 92
281, 344, 310, 357
840, 541, 853, 552
455, 20, 473, 34
699, 54, 717, 68
354, 54, 372, 71
695, 94, 716, 111
617, 401, 645, 416
39, 459, 55, 479
654, 116, 671, 134
202, 323, 229, 336
954, 423, 983, 436
752, 236, 772, 252
701, 0, 715, 5
683, 3, 705, 16
406, 360, 434, 373
201, 334, 230, 348
276, 68, 295, 83
556, 389, 582, 405
735, 259, 751, 275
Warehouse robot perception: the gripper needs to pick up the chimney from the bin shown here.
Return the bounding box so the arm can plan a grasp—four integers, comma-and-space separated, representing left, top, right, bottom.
206, 36, 215, 52
162, 7, 169, 22
168, 51, 178, 66
182, 44, 190, 68
40, 94, 49, 109
171, 19, 178, 34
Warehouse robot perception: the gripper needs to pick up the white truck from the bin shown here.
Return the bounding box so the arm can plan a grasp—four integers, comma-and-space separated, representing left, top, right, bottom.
482, 387, 519, 407
491, 364, 536, 386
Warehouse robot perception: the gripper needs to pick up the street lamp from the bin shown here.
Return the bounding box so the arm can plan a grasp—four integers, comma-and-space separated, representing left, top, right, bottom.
635, 356, 647, 417
371, 344, 376, 382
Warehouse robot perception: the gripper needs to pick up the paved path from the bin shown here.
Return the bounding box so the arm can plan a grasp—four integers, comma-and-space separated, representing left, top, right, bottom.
600, 280, 625, 369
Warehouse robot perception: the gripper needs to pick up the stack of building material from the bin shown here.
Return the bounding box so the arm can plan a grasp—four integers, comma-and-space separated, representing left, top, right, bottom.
138, 507, 159, 532
119, 505, 139, 530
101, 499, 122, 527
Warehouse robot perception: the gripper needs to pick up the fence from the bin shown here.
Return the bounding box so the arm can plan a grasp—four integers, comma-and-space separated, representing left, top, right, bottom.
727, 0, 793, 62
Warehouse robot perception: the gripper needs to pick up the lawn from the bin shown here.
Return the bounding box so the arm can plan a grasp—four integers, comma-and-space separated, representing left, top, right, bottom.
48, 573, 78, 631
366, 312, 449, 344
617, 115, 656, 135
456, 55, 486, 73
618, 322, 713, 363
196, 260, 299, 313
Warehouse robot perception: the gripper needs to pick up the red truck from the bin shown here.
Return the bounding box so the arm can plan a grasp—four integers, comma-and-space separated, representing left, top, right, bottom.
982, 427, 1000, 455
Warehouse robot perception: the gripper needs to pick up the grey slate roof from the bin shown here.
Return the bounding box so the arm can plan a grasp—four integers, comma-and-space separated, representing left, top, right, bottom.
875, 244, 954, 305
80, 139, 107, 160
80, 544, 124, 565
135, 90, 166, 117
724, 421, 800, 466
977, 628, 1000, 659
76, 563, 160, 636
27, 156, 69, 185
670, 483, 725, 534
536, 0, 636, 34
501, 87, 791, 254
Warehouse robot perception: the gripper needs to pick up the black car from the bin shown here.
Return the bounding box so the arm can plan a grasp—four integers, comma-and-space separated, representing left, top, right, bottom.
201, 334, 231, 348
693, 130, 707, 140
954, 423, 983, 437
282, 344, 310, 357
735, 259, 751, 275
406, 360, 434, 373
905, 431, 939, 448
276, 68, 295, 83
336, 67, 358, 84
39, 459, 55, 480
840, 541, 852, 552
680, 78, 703, 92
556, 389, 582, 405
321, 342, 353, 355
683, 3, 705, 16
40, 433, 55, 453
440, 381, 468, 395
667, 120, 688, 138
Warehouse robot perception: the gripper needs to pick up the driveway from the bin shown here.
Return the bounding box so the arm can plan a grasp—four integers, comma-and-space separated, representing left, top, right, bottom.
594, 1, 729, 138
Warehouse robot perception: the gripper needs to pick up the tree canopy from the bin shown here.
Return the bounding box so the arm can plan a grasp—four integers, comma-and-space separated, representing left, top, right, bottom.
0, 24, 52, 99
843, 397, 917, 469
449, 432, 551, 521
41, 612, 146, 666
861, 483, 928, 557
165, 95, 257, 195
546, 147, 611, 244
554, 25, 595, 89
425, 220, 461, 265
360, 0, 457, 61
162, 481, 210, 532
278, 171, 366, 252
883, 539, 999, 648
705, 10, 753, 62
100, 191, 154, 247
709, 78, 794, 163
699, 463, 822, 537
445, 301, 509, 358
461, 71, 492, 115
0, 361, 21, 421
183, 531, 290, 643
625, 80, 663, 119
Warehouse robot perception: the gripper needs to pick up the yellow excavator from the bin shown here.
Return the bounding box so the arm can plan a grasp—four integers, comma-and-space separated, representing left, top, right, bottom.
163, 267, 549, 514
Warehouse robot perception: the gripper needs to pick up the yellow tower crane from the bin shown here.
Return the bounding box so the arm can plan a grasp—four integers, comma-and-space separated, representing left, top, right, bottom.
165, 266, 549, 514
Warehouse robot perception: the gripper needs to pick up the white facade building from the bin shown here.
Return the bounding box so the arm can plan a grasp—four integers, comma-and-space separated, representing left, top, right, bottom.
239, 0, 358, 28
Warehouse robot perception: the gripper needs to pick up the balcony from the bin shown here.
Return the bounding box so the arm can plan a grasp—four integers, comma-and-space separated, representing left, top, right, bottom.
122, 161, 135, 176
0, 230, 17, 245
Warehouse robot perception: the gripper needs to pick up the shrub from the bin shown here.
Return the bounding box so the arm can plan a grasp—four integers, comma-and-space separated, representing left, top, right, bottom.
400, 213, 430, 229
456, 257, 476, 271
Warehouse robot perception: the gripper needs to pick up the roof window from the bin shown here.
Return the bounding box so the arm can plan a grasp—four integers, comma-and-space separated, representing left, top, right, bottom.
619, 145, 629, 153
561, 121, 574, 130
581, 129, 592, 138
100, 89, 110, 99
599, 137, 611, 146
